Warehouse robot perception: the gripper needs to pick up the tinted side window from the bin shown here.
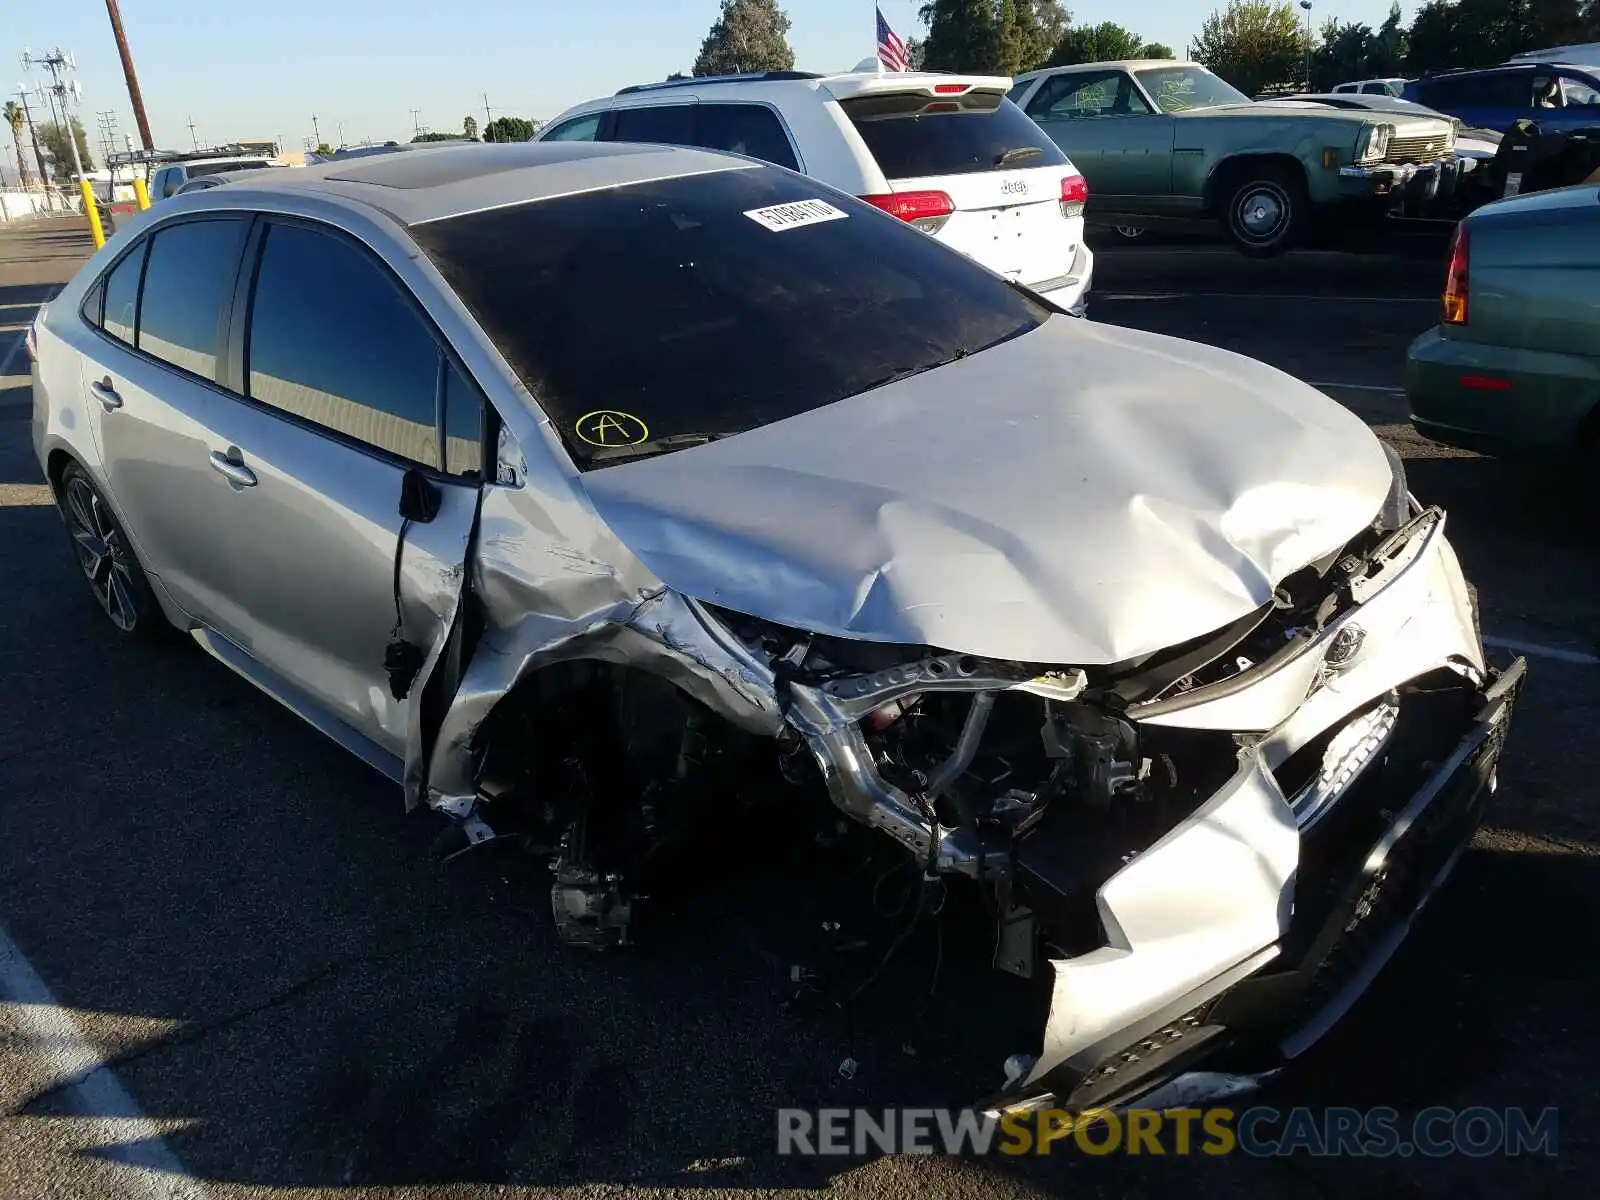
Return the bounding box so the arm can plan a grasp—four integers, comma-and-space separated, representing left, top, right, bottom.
246, 222, 441, 468
694, 104, 799, 170
443, 364, 485, 478
80, 279, 106, 330
543, 113, 602, 142
100, 242, 146, 343
1422, 72, 1528, 109
137, 219, 245, 377
612, 104, 696, 144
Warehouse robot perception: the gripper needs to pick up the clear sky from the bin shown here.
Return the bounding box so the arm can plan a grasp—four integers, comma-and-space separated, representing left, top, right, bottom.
8, 0, 1417, 159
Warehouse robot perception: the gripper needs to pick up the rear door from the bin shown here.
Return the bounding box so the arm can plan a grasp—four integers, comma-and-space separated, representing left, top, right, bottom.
76, 216, 254, 626
197, 217, 484, 760
835, 84, 1087, 292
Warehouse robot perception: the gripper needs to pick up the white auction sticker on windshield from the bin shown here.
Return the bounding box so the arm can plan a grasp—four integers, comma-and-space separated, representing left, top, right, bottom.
743, 199, 849, 232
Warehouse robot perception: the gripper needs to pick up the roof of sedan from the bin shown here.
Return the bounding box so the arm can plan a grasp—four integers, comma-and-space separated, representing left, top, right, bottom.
202, 141, 757, 226
1015, 59, 1199, 80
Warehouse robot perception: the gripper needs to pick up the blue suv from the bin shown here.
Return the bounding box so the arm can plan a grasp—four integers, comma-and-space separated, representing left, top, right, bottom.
1405, 62, 1600, 132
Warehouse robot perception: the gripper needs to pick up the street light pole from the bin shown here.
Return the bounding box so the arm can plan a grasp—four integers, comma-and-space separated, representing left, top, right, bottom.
1299, 1, 1314, 91
103, 0, 154, 150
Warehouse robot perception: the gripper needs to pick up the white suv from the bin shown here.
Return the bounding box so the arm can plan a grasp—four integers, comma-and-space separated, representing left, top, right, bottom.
537, 70, 1094, 313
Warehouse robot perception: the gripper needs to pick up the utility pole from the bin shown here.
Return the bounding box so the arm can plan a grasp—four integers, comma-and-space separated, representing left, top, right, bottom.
337, 120, 346, 148
311, 113, 322, 147
96, 109, 119, 163
36, 82, 64, 138
15, 85, 50, 188
24, 48, 105, 243
103, 0, 154, 149
410, 107, 421, 136
482, 92, 493, 126
186, 115, 199, 150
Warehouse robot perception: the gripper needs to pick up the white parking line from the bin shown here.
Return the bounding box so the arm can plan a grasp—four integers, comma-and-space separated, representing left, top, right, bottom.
1309, 382, 1406, 394
1098, 292, 1436, 304
0, 920, 202, 1200
0, 329, 26, 378
1483, 635, 1600, 666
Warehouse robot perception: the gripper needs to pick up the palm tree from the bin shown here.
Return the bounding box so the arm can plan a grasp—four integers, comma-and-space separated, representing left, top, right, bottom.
3, 101, 33, 189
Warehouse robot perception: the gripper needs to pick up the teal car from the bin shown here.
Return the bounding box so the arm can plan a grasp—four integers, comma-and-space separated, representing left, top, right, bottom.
1407, 184, 1600, 462
1007, 60, 1460, 256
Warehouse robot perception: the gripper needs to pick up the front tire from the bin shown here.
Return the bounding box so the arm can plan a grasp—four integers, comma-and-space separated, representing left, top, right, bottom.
58, 461, 163, 639
1221, 165, 1308, 258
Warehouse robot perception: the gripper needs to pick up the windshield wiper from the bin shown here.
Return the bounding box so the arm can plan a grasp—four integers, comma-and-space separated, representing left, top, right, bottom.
586, 432, 732, 464
994, 145, 1045, 166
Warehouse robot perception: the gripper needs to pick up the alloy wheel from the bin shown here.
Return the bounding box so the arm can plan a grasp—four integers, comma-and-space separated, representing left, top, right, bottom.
63, 476, 139, 631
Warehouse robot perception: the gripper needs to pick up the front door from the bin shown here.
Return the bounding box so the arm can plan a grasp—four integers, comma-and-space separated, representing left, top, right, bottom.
1024, 70, 1175, 210
198, 218, 485, 758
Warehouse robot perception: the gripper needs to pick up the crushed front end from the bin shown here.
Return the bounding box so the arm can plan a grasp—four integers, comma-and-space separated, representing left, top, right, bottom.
702, 503, 1523, 1110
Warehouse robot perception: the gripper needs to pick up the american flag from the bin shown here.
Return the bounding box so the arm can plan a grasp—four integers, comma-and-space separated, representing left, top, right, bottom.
876, 6, 910, 72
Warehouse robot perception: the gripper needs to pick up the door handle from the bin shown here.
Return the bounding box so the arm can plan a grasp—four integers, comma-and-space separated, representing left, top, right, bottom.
90, 376, 123, 411
208, 449, 258, 488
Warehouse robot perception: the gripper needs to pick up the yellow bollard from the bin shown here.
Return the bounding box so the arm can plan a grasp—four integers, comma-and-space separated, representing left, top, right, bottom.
132, 175, 151, 211
79, 179, 106, 249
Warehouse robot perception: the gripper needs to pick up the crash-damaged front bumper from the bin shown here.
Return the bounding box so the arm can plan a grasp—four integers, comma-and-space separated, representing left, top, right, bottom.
994, 653, 1523, 1114
759, 506, 1522, 1111
416, 424, 1519, 1109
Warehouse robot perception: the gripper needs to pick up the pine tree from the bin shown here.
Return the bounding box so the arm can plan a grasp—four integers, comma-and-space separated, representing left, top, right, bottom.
693, 0, 796, 76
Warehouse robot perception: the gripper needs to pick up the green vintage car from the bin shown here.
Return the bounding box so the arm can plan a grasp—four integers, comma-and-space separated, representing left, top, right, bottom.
1007, 60, 1460, 256
1407, 184, 1600, 463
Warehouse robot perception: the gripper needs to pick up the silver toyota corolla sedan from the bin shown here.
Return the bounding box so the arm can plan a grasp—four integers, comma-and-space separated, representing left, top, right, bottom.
30, 141, 1524, 1113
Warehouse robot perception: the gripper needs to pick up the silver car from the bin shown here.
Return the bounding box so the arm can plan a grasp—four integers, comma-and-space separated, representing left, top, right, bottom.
30, 142, 1523, 1112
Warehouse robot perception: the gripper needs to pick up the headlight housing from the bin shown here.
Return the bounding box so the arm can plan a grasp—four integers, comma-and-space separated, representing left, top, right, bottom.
1378, 441, 1414, 530
1355, 123, 1394, 164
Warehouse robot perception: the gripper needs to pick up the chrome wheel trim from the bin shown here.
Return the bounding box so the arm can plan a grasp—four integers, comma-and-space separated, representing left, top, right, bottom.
63, 477, 138, 632
1232, 182, 1291, 244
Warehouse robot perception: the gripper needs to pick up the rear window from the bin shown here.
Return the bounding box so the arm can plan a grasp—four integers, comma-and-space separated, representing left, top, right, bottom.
839, 90, 1068, 179
412, 166, 1049, 469
187, 160, 273, 179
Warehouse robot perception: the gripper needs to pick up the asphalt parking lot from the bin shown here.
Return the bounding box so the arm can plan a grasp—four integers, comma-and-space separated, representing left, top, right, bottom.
2, 217, 1596, 1200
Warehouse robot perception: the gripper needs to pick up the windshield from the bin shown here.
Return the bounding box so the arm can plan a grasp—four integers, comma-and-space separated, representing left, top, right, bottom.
412, 166, 1050, 469
1134, 67, 1251, 113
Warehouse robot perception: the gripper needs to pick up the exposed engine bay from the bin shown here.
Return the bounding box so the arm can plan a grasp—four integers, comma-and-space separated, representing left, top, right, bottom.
448, 486, 1522, 1109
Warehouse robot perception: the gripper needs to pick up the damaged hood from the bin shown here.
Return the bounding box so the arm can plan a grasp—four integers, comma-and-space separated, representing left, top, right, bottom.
580, 317, 1392, 666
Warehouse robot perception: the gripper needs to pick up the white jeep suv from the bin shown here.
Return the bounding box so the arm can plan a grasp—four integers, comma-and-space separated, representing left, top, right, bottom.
538, 70, 1094, 314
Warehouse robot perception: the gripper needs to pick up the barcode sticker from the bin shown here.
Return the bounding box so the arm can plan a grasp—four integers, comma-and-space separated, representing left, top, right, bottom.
744, 199, 849, 232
